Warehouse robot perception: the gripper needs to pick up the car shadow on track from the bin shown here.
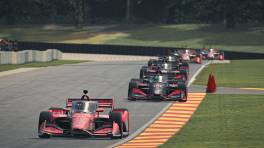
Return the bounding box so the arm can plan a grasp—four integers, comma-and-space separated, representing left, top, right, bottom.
30, 136, 116, 141
124, 98, 180, 103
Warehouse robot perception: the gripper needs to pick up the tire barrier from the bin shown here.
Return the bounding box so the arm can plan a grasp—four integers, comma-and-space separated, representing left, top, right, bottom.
0, 49, 62, 64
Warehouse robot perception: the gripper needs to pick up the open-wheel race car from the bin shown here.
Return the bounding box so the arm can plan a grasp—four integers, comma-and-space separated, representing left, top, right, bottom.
140, 62, 188, 83
38, 92, 129, 139
0, 38, 18, 51
128, 74, 187, 102
148, 56, 189, 72
177, 48, 202, 64
200, 48, 224, 60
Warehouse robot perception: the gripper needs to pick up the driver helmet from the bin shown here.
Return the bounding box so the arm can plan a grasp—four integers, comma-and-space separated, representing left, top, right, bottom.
81, 90, 89, 100
83, 90, 88, 94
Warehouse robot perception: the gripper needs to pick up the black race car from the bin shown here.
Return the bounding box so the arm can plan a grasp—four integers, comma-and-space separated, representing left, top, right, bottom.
140, 62, 188, 83
128, 74, 187, 102
157, 55, 189, 72
148, 56, 189, 72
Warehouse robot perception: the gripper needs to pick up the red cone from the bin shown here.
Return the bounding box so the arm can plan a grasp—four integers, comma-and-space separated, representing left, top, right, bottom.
211, 75, 216, 92
206, 74, 211, 90
206, 74, 216, 93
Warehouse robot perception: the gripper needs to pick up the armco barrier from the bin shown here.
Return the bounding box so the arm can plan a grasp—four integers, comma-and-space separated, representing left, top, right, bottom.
17, 41, 264, 60
0, 49, 62, 64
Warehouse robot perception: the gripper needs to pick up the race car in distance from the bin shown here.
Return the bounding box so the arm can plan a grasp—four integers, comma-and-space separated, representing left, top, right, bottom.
156, 55, 189, 73
140, 62, 188, 83
177, 49, 202, 64
128, 74, 187, 102
38, 93, 129, 139
200, 48, 225, 60
0, 38, 18, 51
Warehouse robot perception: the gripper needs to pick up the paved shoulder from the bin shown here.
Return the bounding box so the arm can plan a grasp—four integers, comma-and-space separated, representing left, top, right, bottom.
0, 68, 39, 77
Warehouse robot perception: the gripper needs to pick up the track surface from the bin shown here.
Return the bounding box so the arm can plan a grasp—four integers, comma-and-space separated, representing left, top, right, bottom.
0, 61, 205, 148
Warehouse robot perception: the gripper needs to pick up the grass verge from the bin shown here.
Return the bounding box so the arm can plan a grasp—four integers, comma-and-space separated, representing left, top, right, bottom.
194, 59, 264, 88
160, 94, 264, 148
0, 60, 87, 72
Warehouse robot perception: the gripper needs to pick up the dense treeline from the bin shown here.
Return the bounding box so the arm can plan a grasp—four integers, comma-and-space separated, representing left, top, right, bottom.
0, 0, 264, 28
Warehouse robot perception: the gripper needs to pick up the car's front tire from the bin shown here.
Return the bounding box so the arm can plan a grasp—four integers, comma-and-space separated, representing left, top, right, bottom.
110, 112, 123, 139
38, 111, 52, 138
179, 90, 187, 102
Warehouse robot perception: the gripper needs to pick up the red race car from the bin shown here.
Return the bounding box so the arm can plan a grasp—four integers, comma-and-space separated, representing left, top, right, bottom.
177, 49, 202, 64
200, 48, 225, 60
38, 93, 129, 139
0, 38, 18, 51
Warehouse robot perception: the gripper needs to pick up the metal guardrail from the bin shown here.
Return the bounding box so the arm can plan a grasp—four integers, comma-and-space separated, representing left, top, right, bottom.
17, 41, 264, 60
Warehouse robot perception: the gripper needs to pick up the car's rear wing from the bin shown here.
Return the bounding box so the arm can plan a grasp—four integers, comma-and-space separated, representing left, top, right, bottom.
66, 98, 114, 108
178, 48, 199, 55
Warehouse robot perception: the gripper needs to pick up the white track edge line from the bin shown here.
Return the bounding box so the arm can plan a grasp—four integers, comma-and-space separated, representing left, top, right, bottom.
187, 61, 211, 87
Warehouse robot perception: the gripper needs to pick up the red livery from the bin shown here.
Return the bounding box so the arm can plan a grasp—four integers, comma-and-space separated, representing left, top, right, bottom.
177, 49, 202, 64
200, 48, 225, 60
38, 95, 129, 139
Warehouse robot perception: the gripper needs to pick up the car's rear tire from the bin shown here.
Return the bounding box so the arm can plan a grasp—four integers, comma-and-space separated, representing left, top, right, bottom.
139, 69, 145, 79
128, 83, 136, 101
180, 70, 188, 81
38, 111, 52, 138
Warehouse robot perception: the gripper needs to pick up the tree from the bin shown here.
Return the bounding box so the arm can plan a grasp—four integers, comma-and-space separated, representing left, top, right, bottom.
126, 0, 131, 23
69, 0, 86, 27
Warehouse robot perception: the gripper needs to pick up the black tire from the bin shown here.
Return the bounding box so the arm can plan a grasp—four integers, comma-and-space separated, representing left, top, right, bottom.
139, 69, 145, 79
180, 70, 188, 81
128, 83, 132, 97
147, 61, 152, 66
128, 83, 135, 101
38, 111, 52, 138
109, 112, 123, 139
179, 90, 188, 102
112, 108, 129, 132
128, 80, 139, 101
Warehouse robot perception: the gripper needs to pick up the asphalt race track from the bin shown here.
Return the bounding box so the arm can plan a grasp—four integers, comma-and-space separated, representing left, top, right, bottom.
0, 60, 207, 148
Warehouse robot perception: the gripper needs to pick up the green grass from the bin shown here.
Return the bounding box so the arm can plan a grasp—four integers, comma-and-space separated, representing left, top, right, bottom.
1, 24, 264, 53
194, 59, 264, 88
0, 25, 117, 43
160, 94, 264, 148
0, 60, 87, 72
104, 24, 264, 53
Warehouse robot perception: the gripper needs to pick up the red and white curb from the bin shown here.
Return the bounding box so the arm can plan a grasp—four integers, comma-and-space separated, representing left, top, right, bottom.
115, 93, 206, 148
